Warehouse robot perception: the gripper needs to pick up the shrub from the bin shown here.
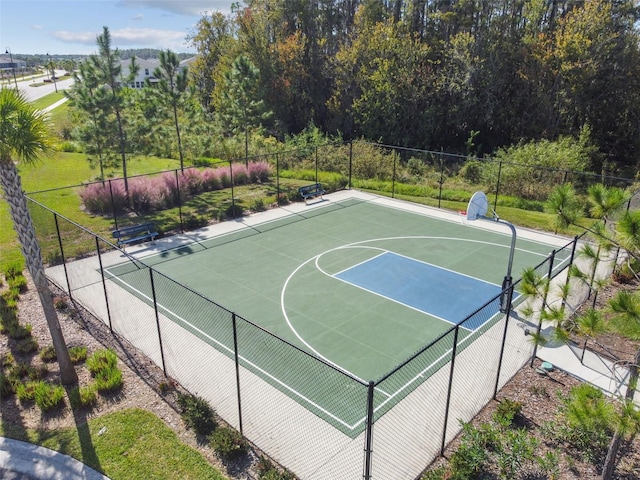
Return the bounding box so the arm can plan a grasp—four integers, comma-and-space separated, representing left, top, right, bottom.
177, 393, 217, 436
183, 214, 209, 230
201, 169, 221, 191
2, 260, 23, 280
69, 384, 98, 409
80, 180, 127, 214
94, 367, 123, 393
7, 274, 27, 293
257, 456, 295, 480
251, 198, 266, 212
87, 348, 122, 392
458, 159, 484, 184
215, 166, 232, 188
1, 287, 21, 304
129, 176, 167, 213
69, 346, 87, 363
59, 140, 80, 152
225, 204, 244, 219
33, 381, 65, 411
15, 381, 37, 402
8, 322, 32, 340
40, 346, 57, 362
178, 168, 203, 194
209, 427, 246, 459
53, 296, 68, 310
87, 349, 118, 374
248, 161, 272, 182
231, 164, 250, 185
15, 337, 38, 354
0, 373, 19, 398
493, 398, 523, 427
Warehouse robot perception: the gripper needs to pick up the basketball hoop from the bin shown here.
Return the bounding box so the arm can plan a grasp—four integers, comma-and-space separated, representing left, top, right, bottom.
466, 191, 517, 313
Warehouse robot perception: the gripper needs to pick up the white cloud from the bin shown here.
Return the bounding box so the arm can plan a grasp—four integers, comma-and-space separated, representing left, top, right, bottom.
118, 0, 233, 16
53, 28, 193, 51
132, 14, 144, 22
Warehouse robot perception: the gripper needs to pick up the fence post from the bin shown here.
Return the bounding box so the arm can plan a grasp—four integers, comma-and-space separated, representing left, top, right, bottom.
562, 236, 579, 312
230, 161, 236, 219
392, 153, 397, 199
232, 313, 244, 435
315, 145, 319, 183
493, 287, 514, 398
53, 214, 73, 299
494, 161, 502, 211
349, 141, 353, 189
109, 179, 118, 231
441, 325, 460, 455
95, 237, 113, 332
438, 152, 444, 208
175, 170, 184, 233
363, 380, 375, 480
276, 153, 280, 204
149, 269, 167, 377
530, 250, 556, 367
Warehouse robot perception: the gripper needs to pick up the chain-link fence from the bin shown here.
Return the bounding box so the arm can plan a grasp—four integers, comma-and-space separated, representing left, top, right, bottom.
24, 148, 637, 480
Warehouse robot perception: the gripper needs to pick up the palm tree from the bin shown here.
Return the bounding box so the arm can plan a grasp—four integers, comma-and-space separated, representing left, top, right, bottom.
0, 88, 78, 385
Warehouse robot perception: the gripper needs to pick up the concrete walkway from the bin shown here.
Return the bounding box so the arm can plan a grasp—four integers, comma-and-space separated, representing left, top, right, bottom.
538, 341, 640, 404
0, 437, 109, 480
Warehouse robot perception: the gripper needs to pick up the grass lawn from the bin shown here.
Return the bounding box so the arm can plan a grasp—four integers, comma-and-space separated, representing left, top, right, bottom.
0, 408, 227, 480
1, 151, 181, 272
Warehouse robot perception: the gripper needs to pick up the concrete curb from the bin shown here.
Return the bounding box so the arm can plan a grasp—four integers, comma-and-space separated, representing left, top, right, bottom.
0, 437, 110, 480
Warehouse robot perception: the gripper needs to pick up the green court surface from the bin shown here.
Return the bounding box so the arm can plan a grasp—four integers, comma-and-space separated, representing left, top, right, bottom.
104, 197, 569, 433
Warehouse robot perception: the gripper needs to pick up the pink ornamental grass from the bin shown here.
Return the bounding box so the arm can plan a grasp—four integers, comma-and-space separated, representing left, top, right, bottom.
128, 176, 171, 213
214, 166, 232, 188
80, 180, 127, 214
200, 168, 222, 191
231, 164, 250, 185
248, 161, 272, 183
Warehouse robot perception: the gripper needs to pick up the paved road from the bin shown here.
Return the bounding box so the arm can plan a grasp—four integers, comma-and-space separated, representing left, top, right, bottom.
15, 70, 74, 102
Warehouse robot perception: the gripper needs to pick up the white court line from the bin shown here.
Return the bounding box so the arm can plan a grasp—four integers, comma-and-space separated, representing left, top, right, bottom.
102, 267, 366, 431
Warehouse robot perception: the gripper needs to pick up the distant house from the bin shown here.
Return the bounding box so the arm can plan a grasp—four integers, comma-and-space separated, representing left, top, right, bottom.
0, 54, 27, 73
120, 56, 194, 89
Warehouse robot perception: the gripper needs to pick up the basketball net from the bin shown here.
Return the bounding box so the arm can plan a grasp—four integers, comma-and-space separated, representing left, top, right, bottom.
458, 210, 469, 225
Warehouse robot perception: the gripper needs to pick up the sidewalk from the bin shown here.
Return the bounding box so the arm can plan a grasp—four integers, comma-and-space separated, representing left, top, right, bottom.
538, 341, 640, 404
0, 437, 110, 480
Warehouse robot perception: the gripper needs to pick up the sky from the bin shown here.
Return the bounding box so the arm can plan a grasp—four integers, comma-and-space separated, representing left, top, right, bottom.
0, 0, 236, 56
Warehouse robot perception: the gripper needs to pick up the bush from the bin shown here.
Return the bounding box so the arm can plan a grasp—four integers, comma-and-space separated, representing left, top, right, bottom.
7, 274, 27, 293
0, 373, 19, 398
183, 214, 209, 230
80, 180, 127, 215
257, 456, 295, 480
2, 260, 23, 280
177, 393, 217, 436
69, 384, 98, 409
201, 169, 221, 191
248, 161, 272, 182
94, 367, 123, 393
40, 345, 57, 362
231, 164, 250, 185
8, 322, 32, 340
493, 398, 523, 427
87, 348, 118, 374
209, 427, 246, 459
15, 337, 38, 354
87, 349, 122, 392
33, 381, 65, 411
69, 346, 87, 363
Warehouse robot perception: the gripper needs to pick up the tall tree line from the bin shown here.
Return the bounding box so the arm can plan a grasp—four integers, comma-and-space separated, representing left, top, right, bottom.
187, 0, 640, 175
